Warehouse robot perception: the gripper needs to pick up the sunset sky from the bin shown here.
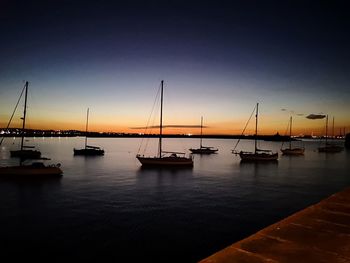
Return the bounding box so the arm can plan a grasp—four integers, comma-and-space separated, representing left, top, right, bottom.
0, 0, 349, 136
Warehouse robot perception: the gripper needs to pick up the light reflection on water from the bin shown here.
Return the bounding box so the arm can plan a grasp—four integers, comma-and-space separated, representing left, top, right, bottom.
0, 137, 349, 262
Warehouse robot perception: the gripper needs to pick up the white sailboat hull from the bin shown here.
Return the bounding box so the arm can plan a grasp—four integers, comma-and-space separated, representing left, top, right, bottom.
281, 148, 305, 155
239, 151, 278, 161
74, 148, 104, 155
137, 156, 193, 167
189, 147, 218, 154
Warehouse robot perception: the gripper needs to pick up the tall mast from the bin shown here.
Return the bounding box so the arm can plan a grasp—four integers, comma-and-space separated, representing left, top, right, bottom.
20, 81, 29, 151
325, 115, 328, 145
289, 116, 292, 149
158, 80, 164, 158
200, 116, 203, 148
85, 108, 89, 148
254, 103, 259, 154
332, 116, 335, 139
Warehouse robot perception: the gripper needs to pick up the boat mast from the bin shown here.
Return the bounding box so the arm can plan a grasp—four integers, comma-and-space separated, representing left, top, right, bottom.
325, 115, 328, 145
200, 116, 203, 148
332, 116, 335, 139
85, 108, 89, 149
254, 103, 259, 154
289, 116, 292, 150
20, 81, 29, 151
158, 80, 164, 158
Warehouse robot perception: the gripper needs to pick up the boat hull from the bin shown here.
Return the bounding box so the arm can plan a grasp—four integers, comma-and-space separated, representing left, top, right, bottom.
137, 156, 193, 167
281, 148, 305, 155
74, 148, 104, 156
0, 165, 62, 177
10, 150, 41, 159
189, 148, 218, 154
239, 152, 278, 161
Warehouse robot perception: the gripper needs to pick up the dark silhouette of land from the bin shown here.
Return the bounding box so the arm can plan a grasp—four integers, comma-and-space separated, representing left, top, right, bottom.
0, 128, 302, 141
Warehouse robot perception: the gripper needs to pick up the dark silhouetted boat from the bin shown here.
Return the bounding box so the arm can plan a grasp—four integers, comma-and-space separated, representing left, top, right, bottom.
281, 116, 305, 155
189, 116, 218, 154
0, 162, 62, 178
73, 108, 104, 156
136, 80, 193, 167
0, 82, 62, 178
9, 81, 41, 159
233, 103, 278, 161
318, 115, 344, 153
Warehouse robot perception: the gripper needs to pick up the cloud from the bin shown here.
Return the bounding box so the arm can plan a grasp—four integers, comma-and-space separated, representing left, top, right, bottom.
296, 113, 304, 116
130, 125, 208, 129
306, 114, 326, 120
281, 108, 287, 111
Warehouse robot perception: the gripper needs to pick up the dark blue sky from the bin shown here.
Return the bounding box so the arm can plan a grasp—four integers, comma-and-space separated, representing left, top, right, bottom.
0, 0, 349, 134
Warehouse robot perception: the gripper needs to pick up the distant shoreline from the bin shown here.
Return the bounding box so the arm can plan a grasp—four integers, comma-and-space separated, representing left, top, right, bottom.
0, 128, 327, 141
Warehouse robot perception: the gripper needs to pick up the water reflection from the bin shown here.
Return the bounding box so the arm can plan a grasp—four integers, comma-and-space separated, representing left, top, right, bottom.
136, 166, 193, 186
239, 160, 279, 178
239, 160, 278, 168
0, 137, 349, 263
137, 166, 193, 178
0, 175, 62, 184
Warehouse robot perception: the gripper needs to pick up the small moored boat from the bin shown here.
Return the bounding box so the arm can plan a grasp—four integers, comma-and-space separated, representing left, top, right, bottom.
74, 145, 104, 155
189, 116, 218, 154
73, 108, 104, 156
233, 103, 278, 162
6, 81, 42, 159
281, 116, 305, 155
318, 116, 343, 153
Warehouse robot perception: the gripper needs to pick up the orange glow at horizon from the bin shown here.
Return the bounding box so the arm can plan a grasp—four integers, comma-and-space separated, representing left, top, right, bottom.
2, 116, 349, 136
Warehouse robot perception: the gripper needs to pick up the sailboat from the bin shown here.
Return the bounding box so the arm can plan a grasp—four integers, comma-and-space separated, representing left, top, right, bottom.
189, 116, 218, 154
280, 116, 305, 155
136, 80, 193, 167
9, 81, 41, 159
0, 81, 63, 178
0, 162, 62, 178
73, 108, 104, 156
233, 103, 278, 161
318, 115, 343, 153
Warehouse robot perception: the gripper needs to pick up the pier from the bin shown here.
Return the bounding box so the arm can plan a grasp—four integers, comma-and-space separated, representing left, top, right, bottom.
199, 187, 350, 263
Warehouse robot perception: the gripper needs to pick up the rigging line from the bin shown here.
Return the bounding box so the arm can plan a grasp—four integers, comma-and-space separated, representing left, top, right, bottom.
143, 105, 159, 156
141, 84, 161, 155
0, 85, 26, 146
232, 104, 256, 152
281, 118, 290, 149
137, 82, 161, 155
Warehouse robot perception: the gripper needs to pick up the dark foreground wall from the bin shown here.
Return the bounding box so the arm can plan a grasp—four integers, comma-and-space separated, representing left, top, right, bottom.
346, 133, 350, 149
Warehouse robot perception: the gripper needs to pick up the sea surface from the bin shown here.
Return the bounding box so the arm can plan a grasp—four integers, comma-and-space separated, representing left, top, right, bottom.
0, 137, 349, 262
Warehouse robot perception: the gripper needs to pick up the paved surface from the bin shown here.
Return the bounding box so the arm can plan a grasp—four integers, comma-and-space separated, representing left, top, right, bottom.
199, 187, 350, 263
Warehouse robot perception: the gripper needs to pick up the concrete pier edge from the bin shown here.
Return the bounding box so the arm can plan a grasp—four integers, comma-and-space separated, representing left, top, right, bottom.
199, 187, 350, 263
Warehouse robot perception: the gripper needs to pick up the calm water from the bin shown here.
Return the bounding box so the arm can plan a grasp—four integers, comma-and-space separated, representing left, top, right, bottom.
0, 137, 349, 262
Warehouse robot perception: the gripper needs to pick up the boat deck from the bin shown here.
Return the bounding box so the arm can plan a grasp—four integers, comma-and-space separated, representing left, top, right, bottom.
199, 187, 350, 263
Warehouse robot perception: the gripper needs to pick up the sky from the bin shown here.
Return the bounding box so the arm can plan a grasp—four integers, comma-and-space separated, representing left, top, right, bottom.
0, 0, 349, 136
